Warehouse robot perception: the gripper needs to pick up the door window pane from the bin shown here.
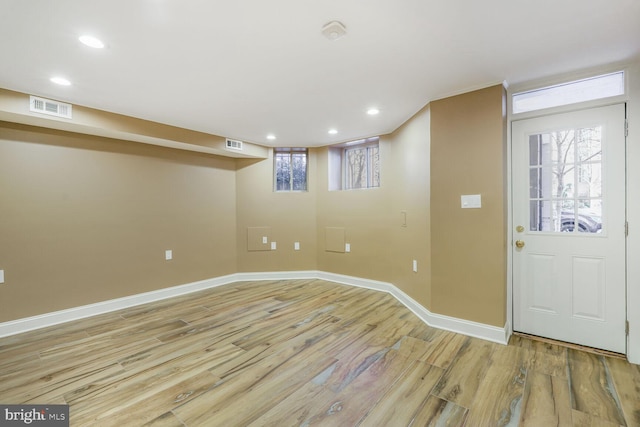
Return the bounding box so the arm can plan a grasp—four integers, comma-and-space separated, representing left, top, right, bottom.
528, 126, 603, 234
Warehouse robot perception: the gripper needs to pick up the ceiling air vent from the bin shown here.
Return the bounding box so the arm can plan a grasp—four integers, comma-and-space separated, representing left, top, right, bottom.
226, 138, 243, 151
29, 96, 72, 119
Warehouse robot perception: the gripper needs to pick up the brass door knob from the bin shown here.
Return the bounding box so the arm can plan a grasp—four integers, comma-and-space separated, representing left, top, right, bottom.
515, 240, 525, 249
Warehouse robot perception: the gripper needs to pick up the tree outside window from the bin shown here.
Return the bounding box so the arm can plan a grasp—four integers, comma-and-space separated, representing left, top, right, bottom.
344, 142, 380, 190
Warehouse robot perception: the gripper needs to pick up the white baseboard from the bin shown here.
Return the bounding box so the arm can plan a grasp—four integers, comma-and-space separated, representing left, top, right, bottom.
314, 271, 509, 345
0, 274, 239, 338
0, 270, 509, 345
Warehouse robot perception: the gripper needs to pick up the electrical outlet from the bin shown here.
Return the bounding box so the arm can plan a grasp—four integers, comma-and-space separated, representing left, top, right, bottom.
294, 242, 300, 250
262, 236, 268, 244
345, 243, 351, 253
0, 270, 4, 284
271, 242, 277, 250
165, 250, 173, 260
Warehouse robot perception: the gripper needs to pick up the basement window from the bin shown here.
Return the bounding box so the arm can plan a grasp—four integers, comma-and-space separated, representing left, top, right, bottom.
512, 71, 625, 114
328, 137, 380, 191
274, 148, 308, 191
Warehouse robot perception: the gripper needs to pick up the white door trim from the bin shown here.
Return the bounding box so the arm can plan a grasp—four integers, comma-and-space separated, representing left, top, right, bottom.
507, 62, 640, 364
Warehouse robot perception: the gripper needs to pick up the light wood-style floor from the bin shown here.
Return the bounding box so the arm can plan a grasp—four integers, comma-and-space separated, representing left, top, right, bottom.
0, 279, 639, 426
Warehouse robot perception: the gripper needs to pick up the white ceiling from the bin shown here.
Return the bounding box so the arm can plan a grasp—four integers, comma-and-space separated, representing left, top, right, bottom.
1, 0, 639, 147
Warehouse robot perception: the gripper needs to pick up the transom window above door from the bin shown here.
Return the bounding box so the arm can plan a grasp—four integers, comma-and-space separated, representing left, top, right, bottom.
512, 71, 625, 114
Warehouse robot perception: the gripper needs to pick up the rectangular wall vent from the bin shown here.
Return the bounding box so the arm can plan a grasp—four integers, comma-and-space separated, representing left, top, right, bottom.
29, 96, 73, 119
225, 138, 243, 150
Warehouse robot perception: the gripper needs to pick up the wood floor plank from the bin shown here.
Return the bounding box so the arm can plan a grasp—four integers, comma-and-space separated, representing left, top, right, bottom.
527, 339, 569, 378
431, 337, 495, 408
210, 314, 337, 380
87, 318, 189, 340
519, 371, 573, 426
607, 356, 640, 426
65, 342, 243, 406
154, 307, 268, 344
298, 347, 419, 426
568, 349, 626, 425
406, 320, 442, 343
2, 362, 125, 404
142, 412, 185, 427
410, 394, 469, 426
0, 329, 90, 361
420, 330, 469, 369
572, 409, 625, 427
231, 311, 338, 351
250, 333, 431, 427
3, 337, 161, 403
358, 360, 444, 426
1, 279, 638, 426
179, 296, 287, 326
173, 340, 337, 426
324, 326, 418, 394
71, 371, 219, 426
464, 344, 529, 426
245, 363, 340, 426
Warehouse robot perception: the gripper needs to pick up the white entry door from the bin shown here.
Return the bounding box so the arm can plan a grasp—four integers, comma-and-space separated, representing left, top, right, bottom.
512, 104, 626, 353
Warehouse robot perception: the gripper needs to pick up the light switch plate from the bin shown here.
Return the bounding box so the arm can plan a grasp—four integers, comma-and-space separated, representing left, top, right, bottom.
412, 260, 418, 272
271, 242, 277, 250
345, 243, 351, 253
262, 236, 268, 244
294, 242, 300, 250
461, 194, 482, 209
165, 250, 172, 260
0, 270, 4, 284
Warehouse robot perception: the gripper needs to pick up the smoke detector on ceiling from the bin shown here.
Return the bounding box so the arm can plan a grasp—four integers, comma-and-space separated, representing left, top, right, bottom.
321, 21, 347, 41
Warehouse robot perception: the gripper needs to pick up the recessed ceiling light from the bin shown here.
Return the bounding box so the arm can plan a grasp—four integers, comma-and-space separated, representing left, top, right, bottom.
50, 76, 71, 86
79, 35, 105, 49
367, 108, 380, 116
267, 134, 276, 140
328, 129, 338, 135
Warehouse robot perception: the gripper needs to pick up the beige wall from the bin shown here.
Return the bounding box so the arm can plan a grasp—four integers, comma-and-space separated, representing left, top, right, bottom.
234, 104, 432, 310
430, 85, 507, 327
315, 105, 432, 308
0, 85, 506, 330
235, 150, 318, 272
0, 122, 238, 322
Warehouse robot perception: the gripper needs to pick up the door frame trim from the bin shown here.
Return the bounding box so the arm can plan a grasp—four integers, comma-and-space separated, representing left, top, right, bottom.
506, 62, 639, 363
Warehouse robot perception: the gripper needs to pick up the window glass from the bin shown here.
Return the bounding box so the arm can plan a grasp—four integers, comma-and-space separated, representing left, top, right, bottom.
528, 127, 603, 234
274, 148, 307, 191
513, 72, 624, 114
344, 140, 380, 190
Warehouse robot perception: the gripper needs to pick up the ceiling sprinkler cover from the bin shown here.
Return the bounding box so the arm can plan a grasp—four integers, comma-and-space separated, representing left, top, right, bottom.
321, 21, 347, 41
